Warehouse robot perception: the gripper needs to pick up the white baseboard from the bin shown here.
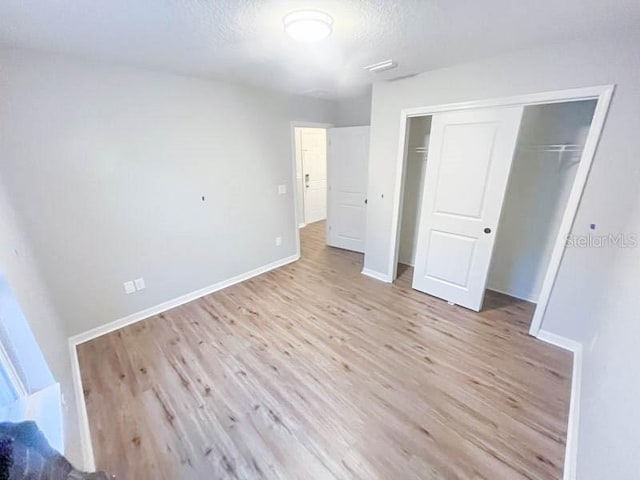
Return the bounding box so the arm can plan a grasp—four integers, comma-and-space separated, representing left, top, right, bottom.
298, 223, 306, 229
361, 268, 392, 283
68, 253, 299, 470
486, 286, 538, 303
537, 329, 583, 480
536, 329, 582, 353
397, 259, 415, 268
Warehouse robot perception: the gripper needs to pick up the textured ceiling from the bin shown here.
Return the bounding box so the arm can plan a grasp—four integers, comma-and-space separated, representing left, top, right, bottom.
0, 0, 638, 99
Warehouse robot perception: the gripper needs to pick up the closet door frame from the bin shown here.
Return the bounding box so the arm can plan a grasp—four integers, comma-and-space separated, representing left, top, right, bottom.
386, 84, 614, 337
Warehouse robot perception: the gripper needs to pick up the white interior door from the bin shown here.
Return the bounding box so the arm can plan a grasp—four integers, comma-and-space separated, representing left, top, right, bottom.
412, 106, 524, 311
301, 128, 327, 224
327, 126, 370, 253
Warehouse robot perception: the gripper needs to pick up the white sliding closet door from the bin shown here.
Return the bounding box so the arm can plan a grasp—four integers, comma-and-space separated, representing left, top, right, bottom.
412, 106, 523, 311
327, 126, 370, 253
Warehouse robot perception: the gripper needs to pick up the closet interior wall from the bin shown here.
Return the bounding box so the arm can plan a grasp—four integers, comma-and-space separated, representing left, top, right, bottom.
488, 99, 598, 302
398, 116, 432, 267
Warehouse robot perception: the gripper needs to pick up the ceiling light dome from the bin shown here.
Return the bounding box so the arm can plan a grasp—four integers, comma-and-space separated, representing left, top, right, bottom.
283, 10, 333, 43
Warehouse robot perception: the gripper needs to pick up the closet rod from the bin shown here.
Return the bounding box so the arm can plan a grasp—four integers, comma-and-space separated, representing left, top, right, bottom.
520, 143, 583, 152
519, 143, 584, 170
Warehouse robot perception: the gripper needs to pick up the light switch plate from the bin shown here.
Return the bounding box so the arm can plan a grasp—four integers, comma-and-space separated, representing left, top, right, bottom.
134, 278, 145, 291
278, 184, 287, 195
275, 236, 282, 246
123, 281, 136, 294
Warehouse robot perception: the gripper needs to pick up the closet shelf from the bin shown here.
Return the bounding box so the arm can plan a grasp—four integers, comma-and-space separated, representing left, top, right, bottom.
414, 146, 429, 158
519, 143, 583, 153
519, 143, 583, 170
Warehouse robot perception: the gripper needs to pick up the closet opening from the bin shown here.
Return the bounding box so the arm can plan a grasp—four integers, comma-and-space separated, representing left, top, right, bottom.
396, 116, 432, 280
387, 85, 613, 335
487, 100, 597, 310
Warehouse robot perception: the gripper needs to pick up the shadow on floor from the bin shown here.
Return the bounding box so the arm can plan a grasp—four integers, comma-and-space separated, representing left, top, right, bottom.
396, 263, 412, 279
483, 289, 535, 313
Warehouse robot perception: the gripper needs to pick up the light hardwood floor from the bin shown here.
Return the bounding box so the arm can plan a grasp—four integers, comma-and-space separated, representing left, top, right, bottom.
78, 220, 572, 479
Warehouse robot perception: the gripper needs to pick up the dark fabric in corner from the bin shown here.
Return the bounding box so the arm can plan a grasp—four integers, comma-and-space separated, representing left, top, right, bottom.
0, 422, 108, 479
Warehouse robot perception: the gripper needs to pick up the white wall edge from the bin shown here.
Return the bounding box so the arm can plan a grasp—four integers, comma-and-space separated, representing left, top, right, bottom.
298, 223, 307, 229
361, 268, 392, 283
68, 340, 95, 471
68, 253, 300, 471
537, 329, 583, 480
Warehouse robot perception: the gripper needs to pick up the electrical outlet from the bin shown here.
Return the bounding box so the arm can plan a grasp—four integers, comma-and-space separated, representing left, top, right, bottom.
275, 236, 282, 246
123, 281, 136, 294
134, 278, 145, 291
278, 184, 287, 195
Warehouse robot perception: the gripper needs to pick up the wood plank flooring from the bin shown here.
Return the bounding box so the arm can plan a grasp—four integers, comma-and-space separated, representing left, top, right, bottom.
78, 220, 572, 480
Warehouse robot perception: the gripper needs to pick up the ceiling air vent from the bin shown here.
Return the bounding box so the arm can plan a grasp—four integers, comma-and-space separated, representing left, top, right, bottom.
364, 59, 397, 73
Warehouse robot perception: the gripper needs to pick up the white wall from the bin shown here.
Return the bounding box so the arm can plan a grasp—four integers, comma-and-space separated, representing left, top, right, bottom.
0, 47, 338, 336
334, 92, 372, 126
398, 116, 431, 266
0, 274, 54, 393
488, 101, 596, 302
0, 177, 81, 465
576, 191, 640, 479
364, 31, 640, 477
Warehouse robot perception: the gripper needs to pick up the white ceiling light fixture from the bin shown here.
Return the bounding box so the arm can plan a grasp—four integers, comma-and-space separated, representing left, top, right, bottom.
283, 10, 333, 43
364, 59, 398, 73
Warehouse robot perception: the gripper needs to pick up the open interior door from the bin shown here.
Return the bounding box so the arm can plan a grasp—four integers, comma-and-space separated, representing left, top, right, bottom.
327, 126, 370, 253
412, 106, 523, 311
